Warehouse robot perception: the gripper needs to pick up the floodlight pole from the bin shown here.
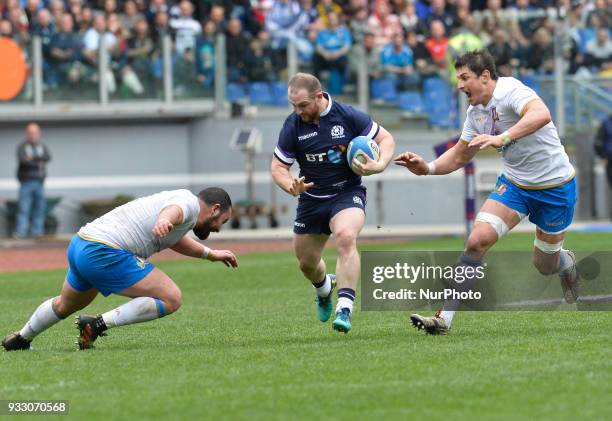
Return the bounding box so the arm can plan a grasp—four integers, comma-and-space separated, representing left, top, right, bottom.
553, 6, 565, 138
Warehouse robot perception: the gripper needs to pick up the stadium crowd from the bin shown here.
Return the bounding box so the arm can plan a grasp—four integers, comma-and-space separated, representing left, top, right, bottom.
0, 0, 610, 97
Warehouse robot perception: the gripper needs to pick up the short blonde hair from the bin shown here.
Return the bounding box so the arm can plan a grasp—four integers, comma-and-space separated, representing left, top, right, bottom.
288, 73, 322, 96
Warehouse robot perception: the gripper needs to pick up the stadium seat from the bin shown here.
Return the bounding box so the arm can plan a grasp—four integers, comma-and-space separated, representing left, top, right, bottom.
226, 83, 246, 102
519, 75, 541, 94
248, 82, 274, 105
270, 81, 288, 107
370, 78, 398, 102
398, 91, 425, 113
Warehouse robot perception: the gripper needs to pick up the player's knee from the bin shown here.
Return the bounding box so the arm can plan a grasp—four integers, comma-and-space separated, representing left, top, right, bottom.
297, 256, 319, 274
335, 229, 357, 253
163, 288, 183, 314
532, 255, 558, 275
465, 233, 495, 255
52, 296, 72, 318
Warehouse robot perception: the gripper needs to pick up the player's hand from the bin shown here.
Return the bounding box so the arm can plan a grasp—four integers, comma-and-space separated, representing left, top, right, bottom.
152, 218, 173, 237
393, 152, 429, 175
470, 134, 503, 150
352, 154, 385, 176
288, 176, 314, 197
207, 249, 238, 268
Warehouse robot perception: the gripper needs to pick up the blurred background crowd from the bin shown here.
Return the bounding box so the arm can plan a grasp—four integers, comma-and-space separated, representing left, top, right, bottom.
0, 0, 610, 98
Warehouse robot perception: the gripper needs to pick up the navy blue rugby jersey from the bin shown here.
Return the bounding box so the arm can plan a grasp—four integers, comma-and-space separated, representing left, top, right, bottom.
274, 93, 380, 198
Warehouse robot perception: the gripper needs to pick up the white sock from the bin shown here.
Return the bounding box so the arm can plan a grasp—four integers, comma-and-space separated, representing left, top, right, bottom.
439, 310, 455, 327
336, 297, 354, 314
314, 274, 331, 297
19, 297, 63, 340
101, 297, 166, 329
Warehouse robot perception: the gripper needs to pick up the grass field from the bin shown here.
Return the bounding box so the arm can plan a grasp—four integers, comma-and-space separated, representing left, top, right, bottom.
1, 232, 611, 420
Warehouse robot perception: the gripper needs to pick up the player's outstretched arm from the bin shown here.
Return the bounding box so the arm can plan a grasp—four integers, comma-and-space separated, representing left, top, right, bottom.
470, 99, 552, 149
270, 156, 314, 196
171, 235, 238, 267
152, 205, 184, 237
394, 141, 478, 176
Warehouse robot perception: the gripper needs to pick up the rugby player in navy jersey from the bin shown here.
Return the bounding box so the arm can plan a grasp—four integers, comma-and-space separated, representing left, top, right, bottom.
271, 73, 396, 333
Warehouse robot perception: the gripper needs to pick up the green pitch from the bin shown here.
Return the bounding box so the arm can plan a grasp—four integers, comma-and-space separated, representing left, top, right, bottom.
1, 232, 611, 420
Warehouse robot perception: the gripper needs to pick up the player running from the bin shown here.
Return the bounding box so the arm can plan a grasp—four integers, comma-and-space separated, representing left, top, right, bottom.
394, 51, 579, 335
2, 188, 237, 351
271, 73, 395, 333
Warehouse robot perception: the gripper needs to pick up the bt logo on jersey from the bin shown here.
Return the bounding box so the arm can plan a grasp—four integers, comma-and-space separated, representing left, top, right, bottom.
306, 153, 327, 162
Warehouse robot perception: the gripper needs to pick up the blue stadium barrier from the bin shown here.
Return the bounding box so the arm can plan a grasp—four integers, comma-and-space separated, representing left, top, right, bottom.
270, 81, 288, 107
370, 78, 398, 102
248, 82, 274, 105
398, 91, 424, 113
226, 83, 246, 102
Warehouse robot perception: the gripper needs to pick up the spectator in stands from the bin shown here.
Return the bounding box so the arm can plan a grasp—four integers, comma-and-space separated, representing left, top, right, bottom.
448, 14, 483, 57
313, 11, 351, 94
77, 6, 93, 34
399, 1, 420, 34
425, 19, 448, 70
316, 0, 343, 28
265, 0, 309, 54
151, 10, 170, 48
48, 0, 65, 25
406, 29, 437, 78
349, 6, 370, 46
584, 28, 612, 74
208, 4, 227, 34
585, 0, 611, 30
170, 0, 201, 55
300, 0, 319, 24
225, 17, 250, 83
450, 0, 471, 25
49, 13, 85, 85
127, 17, 155, 90
83, 13, 118, 92
24, 0, 41, 24
146, 0, 168, 24
195, 19, 216, 88
103, 0, 118, 17
524, 26, 554, 75
369, 0, 402, 48
30, 8, 54, 52
487, 28, 516, 76
0, 19, 14, 39
594, 114, 612, 219
6, 3, 29, 47
423, 0, 455, 35
361, 31, 383, 80
121, 0, 145, 37
247, 33, 278, 82
380, 31, 418, 90
15, 122, 51, 239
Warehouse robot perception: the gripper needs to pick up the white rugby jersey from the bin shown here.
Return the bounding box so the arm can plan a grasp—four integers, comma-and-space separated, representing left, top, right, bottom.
460, 77, 574, 188
79, 189, 200, 258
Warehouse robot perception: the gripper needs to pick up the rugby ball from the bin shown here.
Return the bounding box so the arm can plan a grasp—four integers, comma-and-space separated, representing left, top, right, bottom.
347, 136, 380, 174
